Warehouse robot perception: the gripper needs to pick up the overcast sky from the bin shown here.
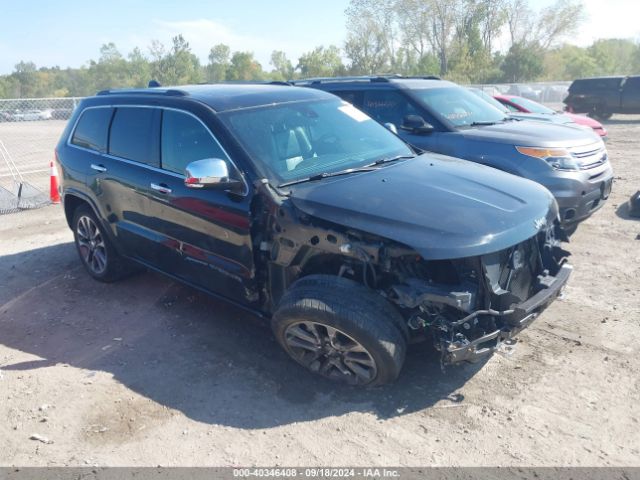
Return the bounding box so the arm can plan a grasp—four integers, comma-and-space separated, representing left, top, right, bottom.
0, 0, 638, 74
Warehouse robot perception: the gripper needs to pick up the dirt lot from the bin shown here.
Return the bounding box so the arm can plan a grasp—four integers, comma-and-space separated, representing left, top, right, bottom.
1, 117, 639, 467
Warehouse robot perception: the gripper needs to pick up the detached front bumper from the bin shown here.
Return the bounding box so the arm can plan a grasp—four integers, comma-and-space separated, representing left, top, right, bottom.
443, 263, 573, 364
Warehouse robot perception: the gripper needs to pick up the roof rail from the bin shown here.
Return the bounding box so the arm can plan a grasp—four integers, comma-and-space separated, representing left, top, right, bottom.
290, 74, 441, 85
96, 88, 189, 97
290, 75, 392, 85
193, 80, 293, 86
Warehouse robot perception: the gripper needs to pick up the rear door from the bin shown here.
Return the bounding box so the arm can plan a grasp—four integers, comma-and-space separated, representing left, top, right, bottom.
91, 106, 162, 264
621, 76, 640, 113
144, 108, 256, 305
65, 106, 114, 198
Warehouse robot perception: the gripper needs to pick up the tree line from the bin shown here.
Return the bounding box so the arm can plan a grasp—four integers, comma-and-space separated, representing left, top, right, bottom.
1, 0, 640, 99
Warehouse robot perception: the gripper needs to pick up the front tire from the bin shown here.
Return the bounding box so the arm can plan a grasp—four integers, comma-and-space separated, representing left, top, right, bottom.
72, 205, 133, 282
272, 275, 407, 386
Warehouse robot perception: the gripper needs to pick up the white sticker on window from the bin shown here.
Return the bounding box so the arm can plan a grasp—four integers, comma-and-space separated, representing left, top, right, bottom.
338, 103, 370, 122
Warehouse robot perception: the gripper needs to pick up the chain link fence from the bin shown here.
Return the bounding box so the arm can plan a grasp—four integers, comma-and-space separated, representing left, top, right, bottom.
470, 81, 571, 111
0, 97, 81, 214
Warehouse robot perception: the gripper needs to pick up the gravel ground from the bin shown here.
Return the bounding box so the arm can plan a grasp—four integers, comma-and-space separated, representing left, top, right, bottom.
0, 117, 639, 467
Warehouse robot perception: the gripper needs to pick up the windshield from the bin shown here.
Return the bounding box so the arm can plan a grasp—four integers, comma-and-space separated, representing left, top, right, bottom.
468, 88, 510, 113
219, 99, 413, 184
411, 87, 507, 127
507, 96, 555, 114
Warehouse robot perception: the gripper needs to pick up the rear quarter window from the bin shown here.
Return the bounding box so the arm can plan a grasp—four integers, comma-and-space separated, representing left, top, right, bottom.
70, 107, 113, 152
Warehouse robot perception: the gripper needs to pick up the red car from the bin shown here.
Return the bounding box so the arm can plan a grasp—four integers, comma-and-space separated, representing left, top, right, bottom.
495, 94, 608, 138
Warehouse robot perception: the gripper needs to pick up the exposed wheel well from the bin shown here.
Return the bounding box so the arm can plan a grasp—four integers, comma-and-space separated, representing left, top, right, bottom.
63, 194, 91, 229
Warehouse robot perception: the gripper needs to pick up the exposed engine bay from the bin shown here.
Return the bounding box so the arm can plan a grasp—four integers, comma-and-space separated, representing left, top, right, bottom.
252, 180, 572, 364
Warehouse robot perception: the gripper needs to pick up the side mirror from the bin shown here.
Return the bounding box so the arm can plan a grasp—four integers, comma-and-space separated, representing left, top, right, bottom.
184, 158, 241, 190
401, 115, 434, 134
383, 122, 398, 135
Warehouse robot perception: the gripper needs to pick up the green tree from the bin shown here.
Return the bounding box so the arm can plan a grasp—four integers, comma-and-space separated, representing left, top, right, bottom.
12, 61, 38, 97
542, 44, 597, 80
127, 47, 151, 88
588, 39, 638, 76
227, 52, 265, 81
297, 46, 345, 78
344, 0, 396, 74
500, 41, 544, 82
270, 50, 294, 80
87, 43, 131, 91
206, 44, 231, 82
162, 35, 202, 85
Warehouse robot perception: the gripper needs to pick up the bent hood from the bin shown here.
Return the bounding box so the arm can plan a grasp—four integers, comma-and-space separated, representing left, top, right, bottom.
460, 119, 601, 148
289, 155, 558, 260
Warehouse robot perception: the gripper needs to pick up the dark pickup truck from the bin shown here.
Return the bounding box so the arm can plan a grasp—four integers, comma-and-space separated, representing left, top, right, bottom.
564, 76, 640, 120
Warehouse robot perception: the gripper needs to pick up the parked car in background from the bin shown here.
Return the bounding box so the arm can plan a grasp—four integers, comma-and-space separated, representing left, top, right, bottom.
55, 83, 572, 386
5, 109, 53, 121
469, 88, 578, 128
507, 84, 539, 101
51, 108, 74, 120
564, 76, 640, 120
297, 76, 613, 232
495, 94, 608, 139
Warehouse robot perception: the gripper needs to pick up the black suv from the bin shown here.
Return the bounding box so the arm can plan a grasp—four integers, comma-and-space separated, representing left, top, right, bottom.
564, 76, 640, 119
56, 84, 572, 386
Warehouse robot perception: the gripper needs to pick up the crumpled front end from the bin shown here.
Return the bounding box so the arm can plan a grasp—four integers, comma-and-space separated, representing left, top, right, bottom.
387, 223, 571, 364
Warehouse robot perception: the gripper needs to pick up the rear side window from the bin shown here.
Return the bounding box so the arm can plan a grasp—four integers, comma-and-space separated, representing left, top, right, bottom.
624, 76, 640, 91
571, 78, 622, 93
362, 90, 419, 127
160, 110, 227, 175
109, 107, 159, 167
330, 90, 363, 107
71, 107, 113, 152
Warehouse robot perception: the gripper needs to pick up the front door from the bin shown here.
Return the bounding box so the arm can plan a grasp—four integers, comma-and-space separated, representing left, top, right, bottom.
145, 108, 256, 305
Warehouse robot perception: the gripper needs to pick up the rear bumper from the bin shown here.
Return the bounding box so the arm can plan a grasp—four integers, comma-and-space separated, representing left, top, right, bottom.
443, 263, 573, 364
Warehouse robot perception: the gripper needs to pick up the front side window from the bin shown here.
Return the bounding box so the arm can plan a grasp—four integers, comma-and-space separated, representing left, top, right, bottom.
220, 99, 413, 184
161, 110, 228, 175
109, 107, 159, 167
71, 107, 113, 152
412, 87, 507, 128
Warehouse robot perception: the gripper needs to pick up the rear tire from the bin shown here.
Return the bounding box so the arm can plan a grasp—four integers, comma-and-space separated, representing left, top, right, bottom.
72, 205, 135, 282
590, 106, 612, 121
272, 275, 407, 386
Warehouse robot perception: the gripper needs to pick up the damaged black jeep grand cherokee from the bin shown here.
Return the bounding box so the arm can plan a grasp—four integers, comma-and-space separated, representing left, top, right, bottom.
55, 84, 572, 386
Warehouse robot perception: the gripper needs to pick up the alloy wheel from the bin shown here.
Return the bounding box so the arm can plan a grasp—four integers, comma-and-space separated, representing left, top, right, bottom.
76, 215, 107, 275
283, 321, 378, 385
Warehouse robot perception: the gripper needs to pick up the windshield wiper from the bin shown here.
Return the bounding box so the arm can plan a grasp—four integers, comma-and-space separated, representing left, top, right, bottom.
469, 120, 502, 126
278, 166, 379, 188
367, 154, 415, 166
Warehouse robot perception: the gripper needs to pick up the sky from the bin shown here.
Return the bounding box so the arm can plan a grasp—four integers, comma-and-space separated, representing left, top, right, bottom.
0, 0, 639, 75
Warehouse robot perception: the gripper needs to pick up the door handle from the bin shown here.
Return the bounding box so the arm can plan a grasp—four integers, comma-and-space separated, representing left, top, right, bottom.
150, 183, 172, 194
91, 164, 107, 172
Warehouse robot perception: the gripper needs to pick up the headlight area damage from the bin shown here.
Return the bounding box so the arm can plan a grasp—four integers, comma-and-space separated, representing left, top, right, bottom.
388, 229, 571, 364
254, 182, 572, 366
